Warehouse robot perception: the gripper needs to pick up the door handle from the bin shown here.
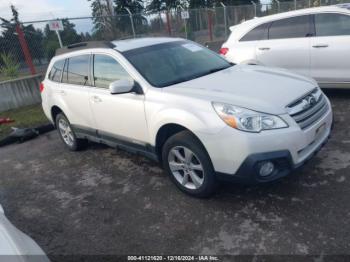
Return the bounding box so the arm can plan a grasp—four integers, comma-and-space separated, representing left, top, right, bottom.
92, 96, 102, 103
59, 90, 66, 96
258, 47, 270, 51
312, 44, 328, 48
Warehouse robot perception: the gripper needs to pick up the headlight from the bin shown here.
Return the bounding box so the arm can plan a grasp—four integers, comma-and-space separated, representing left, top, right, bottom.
212, 102, 288, 132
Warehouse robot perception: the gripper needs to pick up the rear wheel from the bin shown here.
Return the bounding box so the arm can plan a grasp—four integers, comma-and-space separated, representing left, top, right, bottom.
55, 113, 87, 151
162, 131, 218, 197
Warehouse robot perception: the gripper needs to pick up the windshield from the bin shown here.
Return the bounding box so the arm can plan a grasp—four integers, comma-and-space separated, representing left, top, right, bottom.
122, 41, 232, 87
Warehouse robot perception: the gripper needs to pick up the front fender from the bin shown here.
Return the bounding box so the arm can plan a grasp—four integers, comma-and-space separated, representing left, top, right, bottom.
149, 107, 225, 146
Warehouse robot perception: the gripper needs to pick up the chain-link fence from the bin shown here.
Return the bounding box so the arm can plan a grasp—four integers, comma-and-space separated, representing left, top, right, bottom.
0, 0, 347, 81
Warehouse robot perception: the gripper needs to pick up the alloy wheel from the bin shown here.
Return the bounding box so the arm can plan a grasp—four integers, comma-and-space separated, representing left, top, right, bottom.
168, 146, 204, 190
58, 118, 74, 147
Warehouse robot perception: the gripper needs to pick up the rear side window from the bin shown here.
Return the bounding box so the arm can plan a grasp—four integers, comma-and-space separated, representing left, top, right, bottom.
315, 13, 350, 36
48, 60, 64, 82
240, 23, 268, 41
93, 54, 131, 89
62, 55, 90, 86
269, 15, 311, 39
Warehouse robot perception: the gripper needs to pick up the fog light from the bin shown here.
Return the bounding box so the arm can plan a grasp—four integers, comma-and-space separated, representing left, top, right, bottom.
259, 161, 275, 177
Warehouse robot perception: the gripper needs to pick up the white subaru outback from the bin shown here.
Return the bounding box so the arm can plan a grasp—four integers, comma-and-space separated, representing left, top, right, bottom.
41, 38, 333, 197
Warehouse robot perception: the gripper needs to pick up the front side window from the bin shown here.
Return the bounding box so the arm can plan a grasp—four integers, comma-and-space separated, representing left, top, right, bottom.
123, 41, 232, 87
93, 55, 131, 89
240, 23, 269, 41
315, 13, 350, 37
62, 55, 90, 86
269, 15, 311, 39
48, 59, 65, 82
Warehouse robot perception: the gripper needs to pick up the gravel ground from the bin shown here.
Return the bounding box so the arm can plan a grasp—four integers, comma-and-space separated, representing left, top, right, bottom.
0, 89, 349, 260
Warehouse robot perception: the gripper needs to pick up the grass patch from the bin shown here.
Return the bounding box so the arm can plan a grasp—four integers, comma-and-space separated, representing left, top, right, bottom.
0, 72, 32, 82
0, 104, 50, 140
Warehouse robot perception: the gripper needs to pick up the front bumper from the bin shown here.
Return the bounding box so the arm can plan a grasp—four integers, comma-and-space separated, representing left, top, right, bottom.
216, 131, 330, 184
197, 98, 333, 184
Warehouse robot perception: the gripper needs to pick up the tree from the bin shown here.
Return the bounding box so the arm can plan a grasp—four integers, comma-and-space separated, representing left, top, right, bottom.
113, 0, 147, 36
0, 5, 44, 67
147, 0, 186, 12
88, 0, 147, 38
0, 5, 22, 64
23, 25, 45, 64
88, 0, 116, 39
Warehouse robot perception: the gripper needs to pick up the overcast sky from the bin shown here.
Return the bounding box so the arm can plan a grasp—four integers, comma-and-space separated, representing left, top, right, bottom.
0, 0, 94, 33
0, 0, 92, 22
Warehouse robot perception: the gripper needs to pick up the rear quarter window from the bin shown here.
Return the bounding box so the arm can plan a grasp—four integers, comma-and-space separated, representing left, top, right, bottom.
240, 23, 269, 41
62, 55, 90, 86
48, 59, 65, 82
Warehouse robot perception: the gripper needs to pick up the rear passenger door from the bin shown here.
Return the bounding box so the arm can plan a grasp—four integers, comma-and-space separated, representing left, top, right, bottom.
59, 54, 95, 131
256, 15, 312, 77
310, 12, 350, 85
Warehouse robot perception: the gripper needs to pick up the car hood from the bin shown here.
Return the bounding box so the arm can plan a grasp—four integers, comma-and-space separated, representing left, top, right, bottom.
164, 65, 317, 115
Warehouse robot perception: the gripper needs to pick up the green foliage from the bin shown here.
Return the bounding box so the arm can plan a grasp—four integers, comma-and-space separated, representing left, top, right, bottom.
44, 40, 60, 61
0, 53, 20, 78
88, 0, 146, 38
147, 0, 260, 11
147, 0, 186, 12
0, 104, 49, 140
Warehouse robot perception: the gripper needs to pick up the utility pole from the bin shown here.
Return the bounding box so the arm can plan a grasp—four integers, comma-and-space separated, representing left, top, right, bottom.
125, 7, 136, 38
220, 2, 228, 39
275, 0, 280, 12
251, 1, 257, 17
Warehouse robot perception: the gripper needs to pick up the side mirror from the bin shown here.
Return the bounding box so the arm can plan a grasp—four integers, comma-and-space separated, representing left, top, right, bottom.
109, 79, 135, 95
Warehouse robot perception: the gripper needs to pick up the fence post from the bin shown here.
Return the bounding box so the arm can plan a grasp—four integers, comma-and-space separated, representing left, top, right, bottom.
294, 0, 297, 9
125, 7, 136, 38
159, 12, 162, 31
275, 0, 281, 12
220, 2, 228, 39
166, 11, 171, 36
185, 18, 188, 39
251, 1, 257, 17
15, 24, 36, 75
55, 30, 63, 48
207, 9, 213, 42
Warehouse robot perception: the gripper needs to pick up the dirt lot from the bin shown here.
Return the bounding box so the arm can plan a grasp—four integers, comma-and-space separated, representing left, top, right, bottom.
0, 90, 349, 260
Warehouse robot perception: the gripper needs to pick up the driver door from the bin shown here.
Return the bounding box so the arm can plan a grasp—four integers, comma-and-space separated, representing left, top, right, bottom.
88, 53, 149, 144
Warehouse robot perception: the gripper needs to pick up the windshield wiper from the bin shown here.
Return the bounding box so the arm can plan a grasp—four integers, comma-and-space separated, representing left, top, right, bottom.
162, 65, 233, 87
207, 65, 232, 74
162, 75, 200, 87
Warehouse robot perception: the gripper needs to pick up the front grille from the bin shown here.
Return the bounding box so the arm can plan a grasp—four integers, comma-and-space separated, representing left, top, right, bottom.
287, 88, 329, 130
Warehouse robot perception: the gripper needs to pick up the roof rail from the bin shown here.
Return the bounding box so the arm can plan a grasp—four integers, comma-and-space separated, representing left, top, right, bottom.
55, 41, 115, 56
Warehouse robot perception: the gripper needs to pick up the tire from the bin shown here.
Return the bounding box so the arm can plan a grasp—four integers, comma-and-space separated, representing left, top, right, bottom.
162, 130, 218, 197
55, 113, 87, 151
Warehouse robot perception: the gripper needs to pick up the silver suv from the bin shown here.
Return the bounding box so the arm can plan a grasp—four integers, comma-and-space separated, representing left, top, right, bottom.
41, 38, 333, 197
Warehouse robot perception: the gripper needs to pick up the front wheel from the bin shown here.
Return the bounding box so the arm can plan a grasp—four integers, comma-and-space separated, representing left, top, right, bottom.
162, 131, 218, 197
